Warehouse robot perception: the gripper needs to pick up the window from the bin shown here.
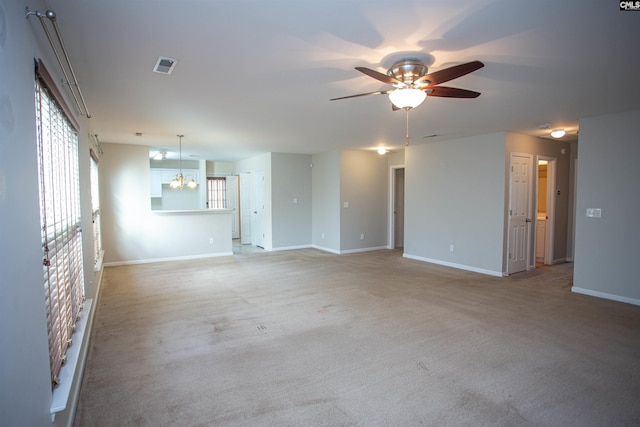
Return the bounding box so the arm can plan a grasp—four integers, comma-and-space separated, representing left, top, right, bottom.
90, 150, 102, 269
35, 63, 85, 389
207, 177, 227, 209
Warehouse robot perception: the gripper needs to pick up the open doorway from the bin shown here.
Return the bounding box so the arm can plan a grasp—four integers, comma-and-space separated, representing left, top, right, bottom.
388, 166, 405, 249
536, 157, 556, 266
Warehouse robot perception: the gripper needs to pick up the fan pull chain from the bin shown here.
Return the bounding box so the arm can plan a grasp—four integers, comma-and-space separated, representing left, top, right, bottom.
405, 108, 410, 146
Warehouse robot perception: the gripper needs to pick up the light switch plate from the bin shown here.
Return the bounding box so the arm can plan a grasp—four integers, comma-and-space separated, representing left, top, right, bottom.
586, 208, 602, 218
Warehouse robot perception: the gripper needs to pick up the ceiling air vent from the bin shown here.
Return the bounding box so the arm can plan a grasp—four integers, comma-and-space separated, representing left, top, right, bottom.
153, 57, 177, 74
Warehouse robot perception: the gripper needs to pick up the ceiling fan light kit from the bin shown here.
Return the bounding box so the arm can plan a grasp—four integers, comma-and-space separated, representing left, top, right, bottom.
330, 57, 484, 145
389, 88, 427, 110
331, 58, 484, 106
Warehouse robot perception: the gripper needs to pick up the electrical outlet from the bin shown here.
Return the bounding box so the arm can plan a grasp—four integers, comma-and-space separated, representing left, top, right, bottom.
209, 237, 214, 244
321, 233, 325, 239
449, 244, 455, 252
360, 233, 365, 240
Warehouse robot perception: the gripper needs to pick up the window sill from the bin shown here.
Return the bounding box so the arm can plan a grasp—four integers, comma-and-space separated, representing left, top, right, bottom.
50, 298, 93, 422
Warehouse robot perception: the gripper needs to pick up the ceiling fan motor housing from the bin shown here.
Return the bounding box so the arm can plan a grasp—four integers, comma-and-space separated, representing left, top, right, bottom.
387, 59, 429, 86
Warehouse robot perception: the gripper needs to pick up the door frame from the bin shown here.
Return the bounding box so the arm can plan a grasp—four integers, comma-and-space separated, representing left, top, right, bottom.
239, 172, 252, 245
253, 169, 265, 248
387, 165, 405, 249
536, 156, 556, 265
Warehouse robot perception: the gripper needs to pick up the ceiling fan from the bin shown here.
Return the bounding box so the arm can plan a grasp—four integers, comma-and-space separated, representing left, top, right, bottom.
330, 59, 484, 110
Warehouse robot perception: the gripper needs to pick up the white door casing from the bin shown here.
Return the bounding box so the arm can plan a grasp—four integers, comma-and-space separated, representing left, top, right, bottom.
543, 157, 556, 265
507, 153, 533, 274
239, 172, 252, 245
253, 170, 265, 248
394, 168, 405, 248
387, 165, 405, 249
535, 156, 558, 265
226, 175, 239, 239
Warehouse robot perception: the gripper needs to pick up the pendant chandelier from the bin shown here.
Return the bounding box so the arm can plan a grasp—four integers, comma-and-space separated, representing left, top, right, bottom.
170, 134, 197, 189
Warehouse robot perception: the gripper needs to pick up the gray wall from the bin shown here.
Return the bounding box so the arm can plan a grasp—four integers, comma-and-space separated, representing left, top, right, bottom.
387, 149, 405, 168
404, 133, 506, 275
311, 151, 341, 252
572, 109, 640, 304
101, 143, 232, 264
0, 1, 101, 425
271, 153, 312, 249
339, 150, 388, 252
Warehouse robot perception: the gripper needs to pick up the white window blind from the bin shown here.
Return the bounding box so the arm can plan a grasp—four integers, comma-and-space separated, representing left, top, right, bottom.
207, 177, 227, 209
35, 67, 85, 389
90, 150, 102, 268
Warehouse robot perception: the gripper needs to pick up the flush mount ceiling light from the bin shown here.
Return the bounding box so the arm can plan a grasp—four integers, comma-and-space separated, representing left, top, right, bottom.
388, 88, 427, 110
550, 129, 566, 138
377, 148, 388, 155
170, 135, 197, 190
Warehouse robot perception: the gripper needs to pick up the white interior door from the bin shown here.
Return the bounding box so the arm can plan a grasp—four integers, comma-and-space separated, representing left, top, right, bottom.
508, 153, 533, 274
253, 170, 265, 248
226, 175, 239, 239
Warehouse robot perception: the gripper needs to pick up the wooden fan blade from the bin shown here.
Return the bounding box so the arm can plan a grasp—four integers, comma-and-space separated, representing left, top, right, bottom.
415, 61, 484, 86
330, 90, 391, 101
355, 67, 402, 85
426, 86, 481, 98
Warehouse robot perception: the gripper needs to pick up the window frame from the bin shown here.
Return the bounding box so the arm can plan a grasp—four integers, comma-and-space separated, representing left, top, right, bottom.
35, 60, 85, 390
207, 176, 227, 209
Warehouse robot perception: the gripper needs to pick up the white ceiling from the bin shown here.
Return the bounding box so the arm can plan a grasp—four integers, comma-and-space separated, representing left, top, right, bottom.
37, 0, 640, 161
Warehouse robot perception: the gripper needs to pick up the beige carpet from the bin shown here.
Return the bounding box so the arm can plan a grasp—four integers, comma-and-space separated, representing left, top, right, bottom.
74, 249, 640, 426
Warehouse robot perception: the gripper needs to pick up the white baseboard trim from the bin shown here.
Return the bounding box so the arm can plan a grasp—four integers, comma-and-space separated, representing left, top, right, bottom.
552, 257, 568, 265
340, 246, 388, 254
270, 244, 313, 252
571, 287, 640, 307
403, 253, 503, 277
311, 244, 341, 254
104, 251, 234, 267
310, 245, 388, 255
